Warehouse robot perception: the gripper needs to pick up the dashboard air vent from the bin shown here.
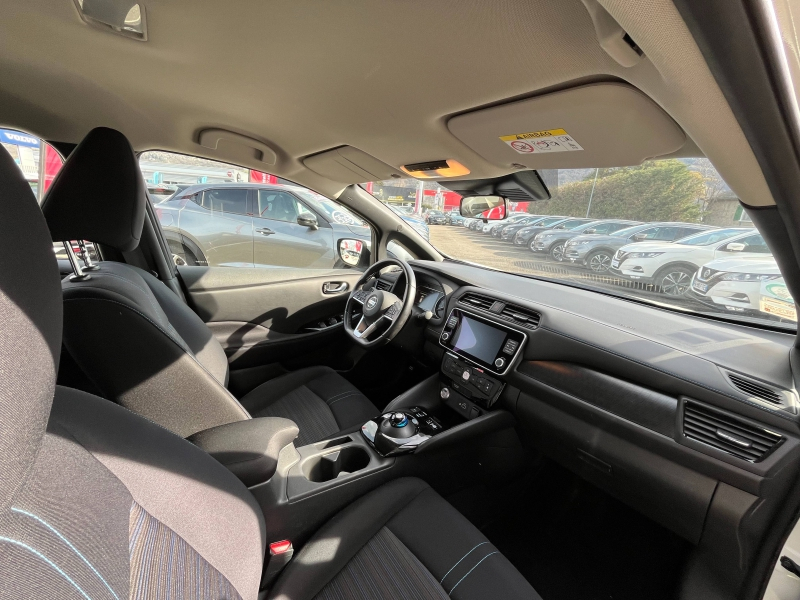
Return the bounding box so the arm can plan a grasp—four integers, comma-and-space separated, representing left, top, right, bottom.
374, 279, 392, 292
458, 293, 495, 311
683, 401, 782, 462
727, 373, 784, 406
498, 303, 541, 330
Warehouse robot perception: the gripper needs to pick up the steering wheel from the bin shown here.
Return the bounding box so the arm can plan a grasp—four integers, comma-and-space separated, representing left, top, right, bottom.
344, 258, 417, 348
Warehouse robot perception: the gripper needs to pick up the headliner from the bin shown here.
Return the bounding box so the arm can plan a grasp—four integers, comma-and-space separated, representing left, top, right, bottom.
0, 0, 775, 206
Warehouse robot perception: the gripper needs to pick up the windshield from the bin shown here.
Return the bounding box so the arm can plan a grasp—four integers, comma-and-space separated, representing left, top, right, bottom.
675, 228, 749, 246
365, 160, 794, 330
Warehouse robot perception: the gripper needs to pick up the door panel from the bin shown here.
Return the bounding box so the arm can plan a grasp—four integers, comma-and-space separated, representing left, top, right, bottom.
253, 190, 334, 267
179, 265, 363, 371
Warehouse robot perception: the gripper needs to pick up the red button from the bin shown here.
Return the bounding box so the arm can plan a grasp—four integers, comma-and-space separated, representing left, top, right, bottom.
269, 540, 292, 555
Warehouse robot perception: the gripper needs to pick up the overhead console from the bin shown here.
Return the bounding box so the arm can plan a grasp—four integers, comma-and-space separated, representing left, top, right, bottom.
447, 82, 687, 170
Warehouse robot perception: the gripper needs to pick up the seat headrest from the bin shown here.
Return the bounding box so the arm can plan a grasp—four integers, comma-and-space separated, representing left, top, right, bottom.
42, 127, 147, 252
0, 143, 63, 513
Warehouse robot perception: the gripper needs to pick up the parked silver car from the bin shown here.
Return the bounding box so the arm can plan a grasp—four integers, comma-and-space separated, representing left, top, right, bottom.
155, 183, 370, 268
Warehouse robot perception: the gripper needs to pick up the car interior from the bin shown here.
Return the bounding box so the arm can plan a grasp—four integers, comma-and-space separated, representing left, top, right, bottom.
4, 1, 800, 599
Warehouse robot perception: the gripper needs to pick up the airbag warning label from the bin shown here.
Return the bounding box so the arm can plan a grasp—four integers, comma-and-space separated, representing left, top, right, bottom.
500, 129, 584, 154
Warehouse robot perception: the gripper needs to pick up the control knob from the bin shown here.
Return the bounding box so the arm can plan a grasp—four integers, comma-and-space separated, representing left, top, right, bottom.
494, 357, 506, 369
441, 332, 450, 342
440, 387, 450, 399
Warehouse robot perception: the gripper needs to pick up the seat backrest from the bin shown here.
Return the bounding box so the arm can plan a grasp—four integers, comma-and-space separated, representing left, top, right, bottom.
41, 128, 249, 437
0, 140, 265, 599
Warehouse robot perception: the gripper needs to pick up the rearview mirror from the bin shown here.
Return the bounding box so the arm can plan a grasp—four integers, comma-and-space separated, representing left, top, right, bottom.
297, 212, 319, 229
339, 239, 364, 267
460, 196, 508, 220
725, 242, 746, 252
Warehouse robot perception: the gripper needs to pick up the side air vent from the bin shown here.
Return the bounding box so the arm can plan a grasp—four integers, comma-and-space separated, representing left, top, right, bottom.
498, 303, 541, 330
726, 373, 784, 406
683, 401, 782, 462
374, 279, 392, 292
458, 293, 495, 311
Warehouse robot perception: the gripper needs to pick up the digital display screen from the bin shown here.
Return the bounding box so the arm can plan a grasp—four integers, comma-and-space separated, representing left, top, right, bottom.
452, 316, 507, 364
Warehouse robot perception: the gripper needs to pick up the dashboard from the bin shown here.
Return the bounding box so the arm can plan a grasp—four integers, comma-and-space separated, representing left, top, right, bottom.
371, 257, 800, 590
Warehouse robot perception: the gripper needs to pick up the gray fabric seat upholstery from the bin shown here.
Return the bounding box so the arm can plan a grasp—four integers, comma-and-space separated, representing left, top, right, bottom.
269, 478, 542, 600
0, 135, 542, 600
41, 127, 378, 440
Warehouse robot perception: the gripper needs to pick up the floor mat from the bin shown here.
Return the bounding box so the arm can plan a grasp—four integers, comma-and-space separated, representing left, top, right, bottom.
481, 460, 690, 600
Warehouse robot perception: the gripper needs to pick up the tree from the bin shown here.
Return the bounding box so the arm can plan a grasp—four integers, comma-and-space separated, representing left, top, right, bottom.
531, 160, 704, 222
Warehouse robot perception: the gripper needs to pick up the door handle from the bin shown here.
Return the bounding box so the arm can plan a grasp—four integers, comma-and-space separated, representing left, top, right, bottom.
323, 282, 349, 294
255, 227, 275, 236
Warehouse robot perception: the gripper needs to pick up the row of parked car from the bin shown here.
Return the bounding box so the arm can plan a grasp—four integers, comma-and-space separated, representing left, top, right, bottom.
461, 212, 794, 322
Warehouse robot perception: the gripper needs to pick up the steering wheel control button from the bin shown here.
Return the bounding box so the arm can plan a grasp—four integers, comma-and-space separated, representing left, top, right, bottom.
503, 340, 519, 355
494, 357, 506, 369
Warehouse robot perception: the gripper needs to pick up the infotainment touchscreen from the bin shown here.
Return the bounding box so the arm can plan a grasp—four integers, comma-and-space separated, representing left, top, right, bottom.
440, 308, 527, 374
452, 316, 507, 364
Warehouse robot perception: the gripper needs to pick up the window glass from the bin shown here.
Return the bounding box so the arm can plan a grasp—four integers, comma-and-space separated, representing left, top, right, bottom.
258, 191, 300, 222
141, 151, 371, 270
653, 227, 683, 241
201, 188, 249, 215
364, 159, 795, 329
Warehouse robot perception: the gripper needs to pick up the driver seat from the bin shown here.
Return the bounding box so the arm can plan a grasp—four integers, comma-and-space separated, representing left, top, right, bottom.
41, 127, 378, 442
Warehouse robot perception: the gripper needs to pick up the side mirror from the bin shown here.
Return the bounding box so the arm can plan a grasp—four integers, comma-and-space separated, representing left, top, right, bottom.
725, 242, 746, 252
632, 233, 648, 241
584, 228, 597, 234
339, 239, 364, 267
460, 195, 508, 220
297, 212, 319, 229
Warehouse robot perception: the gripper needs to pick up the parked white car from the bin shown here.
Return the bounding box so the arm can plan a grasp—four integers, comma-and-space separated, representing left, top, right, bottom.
612, 228, 770, 297
690, 256, 781, 313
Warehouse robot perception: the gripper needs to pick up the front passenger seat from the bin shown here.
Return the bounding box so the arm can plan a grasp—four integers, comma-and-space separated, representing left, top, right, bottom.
41, 127, 378, 441
0, 138, 542, 600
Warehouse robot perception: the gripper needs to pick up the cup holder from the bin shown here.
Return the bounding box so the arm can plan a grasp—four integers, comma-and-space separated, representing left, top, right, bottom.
302, 446, 371, 483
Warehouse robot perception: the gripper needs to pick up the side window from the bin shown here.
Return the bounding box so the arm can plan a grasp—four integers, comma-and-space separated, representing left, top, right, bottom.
653, 226, 682, 241
257, 191, 301, 222
139, 150, 371, 270
605, 222, 630, 234
590, 223, 614, 234
734, 234, 771, 253
1, 129, 69, 263
631, 226, 659, 240
201, 188, 249, 215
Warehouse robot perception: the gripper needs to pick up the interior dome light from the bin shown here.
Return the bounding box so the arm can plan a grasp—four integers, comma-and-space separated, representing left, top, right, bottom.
401, 159, 470, 179
74, 0, 147, 41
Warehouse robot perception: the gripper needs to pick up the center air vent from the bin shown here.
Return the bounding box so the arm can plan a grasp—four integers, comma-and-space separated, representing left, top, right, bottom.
683, 401, 782, 462
458, 293, 495, 311
458, 293, 541, 329
498, 303, 541, 330
374, 279, 392, 292
726, 372, 784, 406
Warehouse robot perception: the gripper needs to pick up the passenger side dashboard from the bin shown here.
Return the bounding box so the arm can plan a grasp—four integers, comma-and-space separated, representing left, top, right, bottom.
408, 259, 800, 598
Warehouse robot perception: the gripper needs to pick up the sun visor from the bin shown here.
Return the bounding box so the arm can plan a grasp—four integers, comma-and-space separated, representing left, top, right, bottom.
448, 83, 686, 169
304, 146, 404, 183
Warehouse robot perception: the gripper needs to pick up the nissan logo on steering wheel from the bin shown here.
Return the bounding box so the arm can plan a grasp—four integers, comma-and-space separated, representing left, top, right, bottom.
366, 295, 379, 310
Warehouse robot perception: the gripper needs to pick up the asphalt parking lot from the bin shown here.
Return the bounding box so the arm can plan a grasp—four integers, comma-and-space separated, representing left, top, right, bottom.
427, 224, 716, 313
